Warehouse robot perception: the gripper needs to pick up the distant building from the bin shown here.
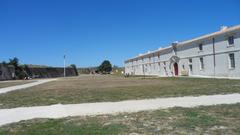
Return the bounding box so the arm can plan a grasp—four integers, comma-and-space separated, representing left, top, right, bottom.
0, 64, 15, 81
125, 25, 240, 78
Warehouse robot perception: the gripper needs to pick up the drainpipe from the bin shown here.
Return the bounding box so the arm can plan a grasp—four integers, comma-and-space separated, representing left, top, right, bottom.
172, 42, 178, 76
142, 64, 145, 78
153, 54, 155, 75
212, 37, 216, 78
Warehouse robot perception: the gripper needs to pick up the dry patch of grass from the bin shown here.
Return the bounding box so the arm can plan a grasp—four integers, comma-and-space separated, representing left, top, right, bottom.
0, 80, 34, 89
0, 104, 239, 135
0, 75, 240, 108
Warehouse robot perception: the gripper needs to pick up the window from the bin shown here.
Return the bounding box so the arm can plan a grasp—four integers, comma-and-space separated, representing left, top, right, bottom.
229, 53, 235, 69
199, 43, 203, 51
0, 70, 2, 75
145, 65, 148, 72
163, 61, 166, 66
189, 59, 193, 73
228, 36, 234, 45
189, 59, 192, 63
189, 65, 193, 72
200, 57, 204, 70
182, 65, 185, 70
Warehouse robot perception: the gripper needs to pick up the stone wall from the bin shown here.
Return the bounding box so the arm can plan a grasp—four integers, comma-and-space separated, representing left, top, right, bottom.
26, 67, 78, 78
0, 64, 78, 81
0, 64, 15, 81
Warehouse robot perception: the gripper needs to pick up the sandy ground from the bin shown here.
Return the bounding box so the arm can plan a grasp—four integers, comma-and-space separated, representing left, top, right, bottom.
0, 79, 58, 94
0, 93, 240, 127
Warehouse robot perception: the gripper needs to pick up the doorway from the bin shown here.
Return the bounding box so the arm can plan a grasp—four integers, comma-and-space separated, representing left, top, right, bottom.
174, 63, 178, 76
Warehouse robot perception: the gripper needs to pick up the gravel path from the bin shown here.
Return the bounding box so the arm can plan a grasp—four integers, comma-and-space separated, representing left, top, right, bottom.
0, 79, 58, 94
0, 93, 240, 126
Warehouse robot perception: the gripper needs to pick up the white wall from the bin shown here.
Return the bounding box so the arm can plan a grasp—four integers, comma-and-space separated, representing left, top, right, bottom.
125, 29, 240, 78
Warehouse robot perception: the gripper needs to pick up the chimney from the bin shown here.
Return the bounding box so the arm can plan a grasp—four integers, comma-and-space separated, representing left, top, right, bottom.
172, 41, 178, 55
220, 26, 228, 31
172, 41, 178, 46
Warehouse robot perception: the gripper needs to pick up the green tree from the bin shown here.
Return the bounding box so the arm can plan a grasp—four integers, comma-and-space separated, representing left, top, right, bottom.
9, 57, 19, 67
2, 61, 7, 65
98, 60, 112, 74
8, 57, 27, 79
70, 64, 79, 76
23, 64, 31, 77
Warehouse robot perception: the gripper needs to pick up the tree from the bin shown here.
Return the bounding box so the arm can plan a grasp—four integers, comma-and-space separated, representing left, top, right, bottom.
8, 57, 27, 79
112, 65, 119, 69
9, 57, 19, 67
23, 64, 31, 77
2, 61, 7, 65
97, 60, 112, 74
70, 64, 78, 76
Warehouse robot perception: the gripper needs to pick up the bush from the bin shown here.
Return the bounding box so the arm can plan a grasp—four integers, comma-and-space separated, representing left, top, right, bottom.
97, 60, 112, 74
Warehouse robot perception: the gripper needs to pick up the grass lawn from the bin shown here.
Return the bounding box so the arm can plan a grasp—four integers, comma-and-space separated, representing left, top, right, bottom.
0, 75, 240, 108
0, 80, 34, 89
0, 103, 239, 134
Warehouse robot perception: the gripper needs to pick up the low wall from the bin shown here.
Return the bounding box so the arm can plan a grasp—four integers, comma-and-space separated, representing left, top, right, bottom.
26, 67, 78, 78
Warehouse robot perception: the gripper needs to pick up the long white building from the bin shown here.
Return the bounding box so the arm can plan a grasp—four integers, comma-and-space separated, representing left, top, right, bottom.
125, 25, 240, 78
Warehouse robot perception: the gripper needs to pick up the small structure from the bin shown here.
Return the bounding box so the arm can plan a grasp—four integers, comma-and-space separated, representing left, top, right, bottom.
0, 64, 15, 81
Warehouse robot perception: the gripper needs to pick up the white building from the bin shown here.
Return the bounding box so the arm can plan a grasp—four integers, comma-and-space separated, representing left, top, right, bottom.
125, 25, 240, 78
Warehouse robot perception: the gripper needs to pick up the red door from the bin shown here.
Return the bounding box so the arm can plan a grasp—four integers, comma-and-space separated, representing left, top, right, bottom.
174, 63, 178, 76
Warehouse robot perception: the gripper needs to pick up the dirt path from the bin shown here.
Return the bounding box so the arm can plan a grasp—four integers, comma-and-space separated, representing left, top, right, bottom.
0, 93, 240, 126
0, 79, 58, 94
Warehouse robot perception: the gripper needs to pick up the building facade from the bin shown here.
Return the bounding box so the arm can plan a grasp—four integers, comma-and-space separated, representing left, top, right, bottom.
125, 25, 240, 78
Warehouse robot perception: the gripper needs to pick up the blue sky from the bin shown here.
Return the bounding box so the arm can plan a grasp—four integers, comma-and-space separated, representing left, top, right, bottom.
0, 0, 239, 67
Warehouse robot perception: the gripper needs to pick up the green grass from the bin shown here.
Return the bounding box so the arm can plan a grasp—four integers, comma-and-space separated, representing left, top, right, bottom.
175, 110, 218, 129
0, 104, 240, 135
0, 75, 240, 108
0, 118, 125, 135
